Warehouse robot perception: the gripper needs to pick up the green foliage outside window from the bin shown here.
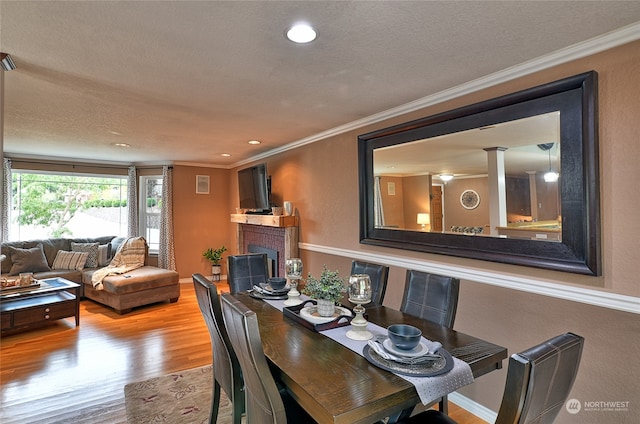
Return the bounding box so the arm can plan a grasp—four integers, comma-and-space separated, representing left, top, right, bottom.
11, 173, 127, 238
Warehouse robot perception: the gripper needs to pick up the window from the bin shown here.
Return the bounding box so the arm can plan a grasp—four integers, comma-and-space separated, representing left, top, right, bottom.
139, 176, 162, 254
10, 171, 128, 241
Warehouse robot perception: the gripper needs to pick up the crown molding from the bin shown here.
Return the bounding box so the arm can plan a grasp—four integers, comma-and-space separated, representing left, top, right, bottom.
299, 243, 640, 315
234, 22, 640, 169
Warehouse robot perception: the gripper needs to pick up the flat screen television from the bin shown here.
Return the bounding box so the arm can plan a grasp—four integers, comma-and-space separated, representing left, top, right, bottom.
238, 163, 270, 213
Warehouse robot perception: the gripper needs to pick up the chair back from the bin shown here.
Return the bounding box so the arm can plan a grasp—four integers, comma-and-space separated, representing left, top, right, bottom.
227, 253, 270, 294
406, 332, 584, 424
221, 292, 288, 424
350, 260, 389, 305
192, 274, 244, 423
400, 270, 460, 328
496, 332, 584, 424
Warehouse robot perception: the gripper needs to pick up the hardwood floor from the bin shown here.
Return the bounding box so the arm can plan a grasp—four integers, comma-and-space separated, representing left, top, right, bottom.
1, 281, 487, 423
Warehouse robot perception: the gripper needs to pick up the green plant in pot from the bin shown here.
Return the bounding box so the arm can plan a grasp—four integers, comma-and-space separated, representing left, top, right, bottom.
203, 245, 227, 281
302, 265, 346, 317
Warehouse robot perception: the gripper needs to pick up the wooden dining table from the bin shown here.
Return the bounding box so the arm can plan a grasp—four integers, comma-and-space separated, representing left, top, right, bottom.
236, 293, 507, 424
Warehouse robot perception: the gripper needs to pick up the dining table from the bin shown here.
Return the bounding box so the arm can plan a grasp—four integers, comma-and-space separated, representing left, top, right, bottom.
236, 292, 507, 424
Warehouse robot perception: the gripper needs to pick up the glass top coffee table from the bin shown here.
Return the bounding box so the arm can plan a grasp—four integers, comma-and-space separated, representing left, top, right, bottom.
1, 277, 81, 334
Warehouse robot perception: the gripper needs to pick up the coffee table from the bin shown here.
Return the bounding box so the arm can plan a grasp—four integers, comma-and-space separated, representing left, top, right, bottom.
1, 277, 80, 335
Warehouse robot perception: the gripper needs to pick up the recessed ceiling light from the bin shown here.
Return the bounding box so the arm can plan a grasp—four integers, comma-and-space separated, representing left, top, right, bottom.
286, 23, 317, 43
114, 143, 130, 148
109, 130, 122, 136
248, 140, 261, 145
221, 153, 231, 157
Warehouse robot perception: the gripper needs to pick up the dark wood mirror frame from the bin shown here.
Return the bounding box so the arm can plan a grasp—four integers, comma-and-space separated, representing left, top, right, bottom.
358, 71, 600, 275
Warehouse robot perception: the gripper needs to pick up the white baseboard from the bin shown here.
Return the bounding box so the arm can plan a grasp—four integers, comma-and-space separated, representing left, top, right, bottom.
449, 392, 498, 423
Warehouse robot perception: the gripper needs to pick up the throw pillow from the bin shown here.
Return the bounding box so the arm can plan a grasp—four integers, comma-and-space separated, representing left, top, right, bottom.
52, 250, 89, 271
8, 243, 51, 276
71, 242, 99, 268
97, 244, 110, 267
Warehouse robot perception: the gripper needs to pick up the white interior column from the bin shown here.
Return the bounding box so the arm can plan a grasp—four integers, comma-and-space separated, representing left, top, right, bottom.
527, 171, 539, 221
484, 147, 507, 236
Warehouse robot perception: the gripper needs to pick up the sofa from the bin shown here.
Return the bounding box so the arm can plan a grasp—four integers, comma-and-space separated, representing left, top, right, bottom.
1, 236, 179, 314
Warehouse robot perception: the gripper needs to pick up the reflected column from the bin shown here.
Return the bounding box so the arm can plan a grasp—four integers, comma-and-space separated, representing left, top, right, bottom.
484, 147, 508, 236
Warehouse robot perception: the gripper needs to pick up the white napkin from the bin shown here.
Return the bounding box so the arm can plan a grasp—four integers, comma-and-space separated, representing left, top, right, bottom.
367, 338, 441, 363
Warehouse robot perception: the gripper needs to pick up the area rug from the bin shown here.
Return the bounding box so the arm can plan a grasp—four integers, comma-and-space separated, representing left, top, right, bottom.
124, 365, 238, 424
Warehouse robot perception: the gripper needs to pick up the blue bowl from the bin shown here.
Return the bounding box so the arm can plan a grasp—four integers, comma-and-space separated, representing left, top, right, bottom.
268, 277, 287, 290
387, 324, 422, 350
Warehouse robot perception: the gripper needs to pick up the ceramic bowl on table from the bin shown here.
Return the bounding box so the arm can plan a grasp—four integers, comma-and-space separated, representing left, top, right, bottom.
268, 277, 287, 290
387, 324, 422, 350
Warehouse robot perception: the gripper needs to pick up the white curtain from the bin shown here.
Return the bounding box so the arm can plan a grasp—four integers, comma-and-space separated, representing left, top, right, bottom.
158, 165, 176, 270
374, 176, 385, 228
2, 158, 11, 242
127, 166, 139, 237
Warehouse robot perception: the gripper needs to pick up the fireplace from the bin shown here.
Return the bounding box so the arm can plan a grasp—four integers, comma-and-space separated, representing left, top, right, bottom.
232, 214, 299, 279
248, 244, 279, 277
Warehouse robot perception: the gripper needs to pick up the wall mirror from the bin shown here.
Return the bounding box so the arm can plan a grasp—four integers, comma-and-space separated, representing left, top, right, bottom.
358, 72, 600, 275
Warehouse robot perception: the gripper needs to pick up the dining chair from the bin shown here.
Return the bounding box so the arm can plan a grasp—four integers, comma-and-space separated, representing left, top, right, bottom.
350, 260, 389, 305
400, 270, 460, 328
192, 274, 244, 424
407, 332, 584, 424
220, 292, 316, 423
400, 270, 460, 413
227, 253, 270, 294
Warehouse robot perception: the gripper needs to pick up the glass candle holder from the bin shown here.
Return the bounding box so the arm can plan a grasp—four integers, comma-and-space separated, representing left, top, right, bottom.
284, 258, 303, 306
346, 274, 373, 340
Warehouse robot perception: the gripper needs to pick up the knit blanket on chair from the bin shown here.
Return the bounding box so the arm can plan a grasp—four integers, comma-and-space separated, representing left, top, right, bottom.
91, 236, 146, 290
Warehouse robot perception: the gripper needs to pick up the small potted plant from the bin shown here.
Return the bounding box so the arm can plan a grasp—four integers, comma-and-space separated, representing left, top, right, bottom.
202, 245, 227, 281
302, 265, 347, 317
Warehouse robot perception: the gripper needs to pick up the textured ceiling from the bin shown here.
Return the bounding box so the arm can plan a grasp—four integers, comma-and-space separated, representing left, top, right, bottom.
2, 1, 640, 168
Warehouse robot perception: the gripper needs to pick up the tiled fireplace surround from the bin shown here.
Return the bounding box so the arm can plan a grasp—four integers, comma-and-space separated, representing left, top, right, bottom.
239, 224, 290, 278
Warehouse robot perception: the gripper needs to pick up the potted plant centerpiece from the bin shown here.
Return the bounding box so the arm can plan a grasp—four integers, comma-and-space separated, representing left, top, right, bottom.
202, 245, 227, 281
302, 265, 347, 317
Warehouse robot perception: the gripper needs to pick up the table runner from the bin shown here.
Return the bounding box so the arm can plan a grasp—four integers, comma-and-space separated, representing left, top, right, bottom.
263, 298, 474, 406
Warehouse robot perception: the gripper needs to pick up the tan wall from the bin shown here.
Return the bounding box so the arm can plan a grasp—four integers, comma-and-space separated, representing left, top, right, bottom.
172, 165, 230, 278
402, 175, 431, 231
379, 176, 406, 228
217, 41, 640, 422
442, 177, 490, 229
164, 41, 640, 422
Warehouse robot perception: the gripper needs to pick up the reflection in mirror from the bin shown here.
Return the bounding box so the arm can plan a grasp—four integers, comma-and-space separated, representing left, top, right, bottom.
359, 71, 600, 275
373, 112, 561, 242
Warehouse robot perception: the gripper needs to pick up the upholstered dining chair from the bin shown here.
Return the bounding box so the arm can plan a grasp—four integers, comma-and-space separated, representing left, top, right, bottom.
227, 253, 270, 294
405, 332, 584, 424
220, 292, 316, 423
192, 274, 244, 424
400, 270, 460, 413
400, 270, 460, 328
350, 260, 389, 305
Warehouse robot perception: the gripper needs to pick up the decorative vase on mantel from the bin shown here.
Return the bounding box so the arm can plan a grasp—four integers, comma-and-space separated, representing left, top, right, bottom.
315, 299, 336, 317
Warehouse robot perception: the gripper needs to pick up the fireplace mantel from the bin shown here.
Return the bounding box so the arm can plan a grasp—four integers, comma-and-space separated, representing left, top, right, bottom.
231, 214, 299, 277
230, 214, 298, 227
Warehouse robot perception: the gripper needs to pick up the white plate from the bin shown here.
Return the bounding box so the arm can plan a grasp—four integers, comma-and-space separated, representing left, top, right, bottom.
299, 306, 352, 324
383, 338, 430, 357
